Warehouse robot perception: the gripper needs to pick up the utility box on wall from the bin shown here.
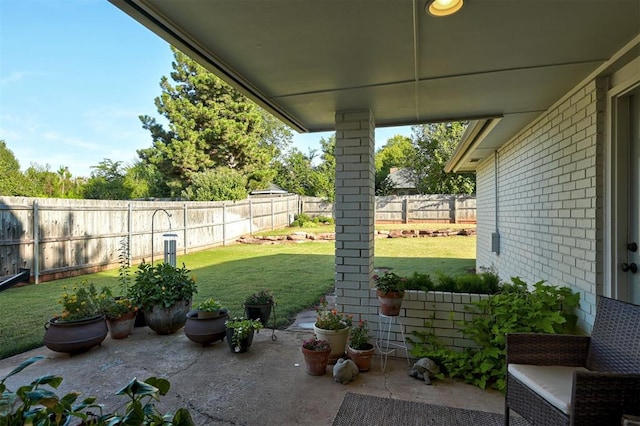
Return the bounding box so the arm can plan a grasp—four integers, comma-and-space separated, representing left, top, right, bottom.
491, 232, 500, 255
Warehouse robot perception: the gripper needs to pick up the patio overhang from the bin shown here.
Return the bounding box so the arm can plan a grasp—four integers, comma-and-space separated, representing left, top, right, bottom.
110, 0, 640, 156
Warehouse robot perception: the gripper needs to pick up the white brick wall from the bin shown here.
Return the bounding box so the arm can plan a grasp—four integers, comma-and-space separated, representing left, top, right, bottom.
476, 78, 606, 331
356, 290, 487, 356
334, 110, 376, 318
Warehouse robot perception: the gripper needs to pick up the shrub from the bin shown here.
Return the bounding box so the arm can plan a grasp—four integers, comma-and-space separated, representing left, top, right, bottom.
403, 269, 500, 295
408, 277, 579, 391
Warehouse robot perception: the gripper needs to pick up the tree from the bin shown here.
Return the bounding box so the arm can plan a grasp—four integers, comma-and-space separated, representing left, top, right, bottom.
375, 135, 415, 194
23, 163, 62, 197
313, 136, 336, 201
0, 140, 29, 196
273, 135, 336, 200
139, 47, 287, 196
123, 161, 170, 199
181, 167, 248, 201
82, 159, 130, 200
273, 148, 316, 196
408, 122, 475, 194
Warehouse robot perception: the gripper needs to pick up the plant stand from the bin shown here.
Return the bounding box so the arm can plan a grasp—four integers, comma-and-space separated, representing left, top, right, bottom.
375, 313, 410, 372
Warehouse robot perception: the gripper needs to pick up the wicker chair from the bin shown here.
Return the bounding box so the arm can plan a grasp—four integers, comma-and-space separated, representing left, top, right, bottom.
505, 296, 640, 425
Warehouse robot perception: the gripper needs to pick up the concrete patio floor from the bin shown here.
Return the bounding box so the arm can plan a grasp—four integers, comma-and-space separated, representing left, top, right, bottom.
0, 323, 507, 425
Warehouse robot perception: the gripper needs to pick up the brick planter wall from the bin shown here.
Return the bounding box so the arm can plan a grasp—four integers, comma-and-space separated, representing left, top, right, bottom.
345, 289, 489, 359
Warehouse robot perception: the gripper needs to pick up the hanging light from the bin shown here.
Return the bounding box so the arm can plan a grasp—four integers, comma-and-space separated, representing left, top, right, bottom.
426, 0, 464, 17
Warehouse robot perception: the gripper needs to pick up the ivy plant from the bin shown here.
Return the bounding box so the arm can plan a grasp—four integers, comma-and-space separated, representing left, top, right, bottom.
408, 277, 580, 391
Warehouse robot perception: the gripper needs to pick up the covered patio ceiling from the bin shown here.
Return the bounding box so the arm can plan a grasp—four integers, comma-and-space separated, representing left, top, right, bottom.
110, 0, 640, 170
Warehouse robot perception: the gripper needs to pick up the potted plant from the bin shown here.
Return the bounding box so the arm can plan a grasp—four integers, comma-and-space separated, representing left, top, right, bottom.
301, 337, 331, 376
244, 289, 276, 326
374, 272, 406, 316
102, 290, 138, 339
44, 281, 108, 354
313, 297, 352, 364
130, 261, 198, 335
184, 298, 229, 346
194, 297, 224, 318
225, 317, 263, 353
347, 320, 375, 371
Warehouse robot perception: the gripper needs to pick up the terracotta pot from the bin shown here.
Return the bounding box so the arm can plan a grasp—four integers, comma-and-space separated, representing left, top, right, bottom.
144, 299, 192, 335
347, 343, 375, 372
226, 328, 255, 353
44, 315, 108, 354
184, 309, 229, 346
313, 325, 350, 364
106, 311, 136, 339
301, 346, 331, 375
244, 303, 273, 326
376, 290, 405, 316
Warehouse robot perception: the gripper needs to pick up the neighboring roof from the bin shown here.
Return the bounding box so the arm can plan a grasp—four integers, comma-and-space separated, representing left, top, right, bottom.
388, 168, 415, 190
110, 1, 640, 168
250, 183, 287, 195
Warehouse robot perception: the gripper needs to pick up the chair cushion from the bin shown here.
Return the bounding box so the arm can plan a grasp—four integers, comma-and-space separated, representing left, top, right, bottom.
508, 364, 589, 414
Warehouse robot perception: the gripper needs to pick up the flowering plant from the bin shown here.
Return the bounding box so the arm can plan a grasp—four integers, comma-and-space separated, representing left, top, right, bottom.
302, 337, 331, 351
102, 290, 138, 320
373, 272, 406, 295
130, 261, 197, 309
314, 297, 352, 330
244, 289, 276, 306
225, 317, 263, 351
348, 320, 371, 350
56, 281, 106, 322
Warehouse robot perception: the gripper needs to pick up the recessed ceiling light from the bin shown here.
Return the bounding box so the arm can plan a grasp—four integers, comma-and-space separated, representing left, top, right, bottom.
426, 0, 464, 17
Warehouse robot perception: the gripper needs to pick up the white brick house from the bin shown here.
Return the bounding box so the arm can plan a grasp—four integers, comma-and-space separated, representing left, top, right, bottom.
111, 1, 639, 341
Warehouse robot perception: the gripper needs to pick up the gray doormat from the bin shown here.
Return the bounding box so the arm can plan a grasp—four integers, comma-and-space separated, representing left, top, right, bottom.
332, 393, 529, 426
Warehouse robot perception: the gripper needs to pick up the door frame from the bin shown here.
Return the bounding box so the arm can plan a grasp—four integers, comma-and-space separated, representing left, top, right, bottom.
605, 57, 640, 302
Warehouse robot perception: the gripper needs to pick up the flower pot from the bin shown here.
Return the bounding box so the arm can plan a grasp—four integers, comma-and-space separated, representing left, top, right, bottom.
301, 346, 331, 375
377, 290, 405, 316
184, 310, 229, 346
144, 299, 191, 335
44, 315, 108, 354
244, 303, 272, 326
197, 309, 221, 319
226, 328, 255, 353
106, 311, 136, 339
347, 343, 375, 372
313, 325, 350, 364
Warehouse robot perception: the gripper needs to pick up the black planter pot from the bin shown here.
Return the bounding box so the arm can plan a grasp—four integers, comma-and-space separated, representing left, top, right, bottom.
43, 315, 108, 354
244, 303, 272, 326
184, 309, 229, 346
226, 328, 255, 353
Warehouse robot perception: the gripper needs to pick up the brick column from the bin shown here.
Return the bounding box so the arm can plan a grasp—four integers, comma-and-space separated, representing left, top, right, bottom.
334, 110, 375, 319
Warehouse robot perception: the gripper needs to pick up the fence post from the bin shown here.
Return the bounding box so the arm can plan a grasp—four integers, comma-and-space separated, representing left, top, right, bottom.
271, 198, 275, 230
249, 199, 254, 235
452, 195, 457, 224
222, 203, 227, 246
403, 198, 409, 224
128, 203, 132, 267
33, 200, 39, 284
183, 204, 188, 254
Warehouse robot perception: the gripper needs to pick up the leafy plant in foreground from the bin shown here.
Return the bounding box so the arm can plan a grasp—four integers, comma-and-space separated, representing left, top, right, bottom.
0, 356, 194, 425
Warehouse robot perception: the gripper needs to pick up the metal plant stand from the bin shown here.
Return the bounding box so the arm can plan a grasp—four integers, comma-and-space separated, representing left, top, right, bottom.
375, 313, 410, 372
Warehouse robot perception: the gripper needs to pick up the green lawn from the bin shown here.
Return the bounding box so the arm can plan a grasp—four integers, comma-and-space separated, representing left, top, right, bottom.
0, 228, 475, 360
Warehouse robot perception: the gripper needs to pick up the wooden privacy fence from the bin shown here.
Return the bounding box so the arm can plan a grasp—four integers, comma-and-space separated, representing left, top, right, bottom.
301, 194, 476, 223
0, 195, 299, 283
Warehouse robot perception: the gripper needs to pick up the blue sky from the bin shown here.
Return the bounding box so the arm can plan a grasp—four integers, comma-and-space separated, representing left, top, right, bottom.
0, 0, 412, 178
